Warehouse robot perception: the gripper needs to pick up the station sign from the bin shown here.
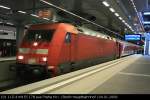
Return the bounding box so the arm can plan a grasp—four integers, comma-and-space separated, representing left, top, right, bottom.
38, 9, 53, 18
124, 34, 141, 41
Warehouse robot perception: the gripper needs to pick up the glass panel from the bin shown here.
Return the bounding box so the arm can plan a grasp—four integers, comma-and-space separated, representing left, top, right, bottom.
24, 30, 55, 42
65, 32, 71, 43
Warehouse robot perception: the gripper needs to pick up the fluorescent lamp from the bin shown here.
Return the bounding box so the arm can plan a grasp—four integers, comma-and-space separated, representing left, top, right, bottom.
109, 8, 115, 12
115, 13, 119, 17
124, 22, 128, 25
126, 24, 129, 27
6, 22, 14, 25
102, 1, 110, 7
25, 25, 29, 27
143, 12, 150, 15
128, 26, 131, 29
30, 14, 39, 18
0, 30, 14, 33
0, 5, 10, 9
122, 20, 125, 23
18, 11, 26, 14
43, 18, 50, 20
119, 17, 122, 20
143, 21, 150, 24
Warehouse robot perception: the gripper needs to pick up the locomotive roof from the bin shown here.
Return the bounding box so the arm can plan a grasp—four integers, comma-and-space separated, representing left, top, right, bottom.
29, 23, 141, 47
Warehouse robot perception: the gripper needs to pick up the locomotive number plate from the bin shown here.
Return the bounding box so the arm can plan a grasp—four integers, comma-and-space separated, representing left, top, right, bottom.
28, 58, 36, 64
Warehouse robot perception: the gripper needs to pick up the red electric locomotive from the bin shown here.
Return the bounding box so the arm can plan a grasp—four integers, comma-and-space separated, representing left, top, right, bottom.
10, 23, 142, 78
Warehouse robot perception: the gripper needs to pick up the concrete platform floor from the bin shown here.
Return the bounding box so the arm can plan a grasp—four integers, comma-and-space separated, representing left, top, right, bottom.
90, 55, 150, 94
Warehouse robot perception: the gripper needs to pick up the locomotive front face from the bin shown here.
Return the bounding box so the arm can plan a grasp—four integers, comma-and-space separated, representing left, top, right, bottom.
17, 29, 54, 65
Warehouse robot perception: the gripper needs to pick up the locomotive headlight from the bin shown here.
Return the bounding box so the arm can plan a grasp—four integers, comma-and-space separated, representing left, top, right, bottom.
33, 42, 38, 46
42, 57, 47, 62
18, 55, 24, 60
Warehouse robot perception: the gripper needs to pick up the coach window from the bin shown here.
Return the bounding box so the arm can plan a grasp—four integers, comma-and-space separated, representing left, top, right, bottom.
65, 32, 71, 43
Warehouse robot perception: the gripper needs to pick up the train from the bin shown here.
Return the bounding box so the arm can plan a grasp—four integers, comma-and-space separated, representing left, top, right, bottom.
10, 23, 143, 79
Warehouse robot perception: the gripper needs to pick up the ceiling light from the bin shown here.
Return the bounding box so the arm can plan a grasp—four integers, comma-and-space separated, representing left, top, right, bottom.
0, 5, 10, 9
43, 18, 50, 20
122, 20, 125, 23
30, 14, 39, 18
0, 30, 14, 33
119, 17, 122, 20
124, 23, 128, 26
102, 1, 110, 7
18, 11, 26, 14
126, 24, 129, 27
143, 21, 150, 24
114, 13, 119, 17
143, 12, 150, 15
129, 26, 131, 29
6, 22, 13, 25
109, 8, 115, 12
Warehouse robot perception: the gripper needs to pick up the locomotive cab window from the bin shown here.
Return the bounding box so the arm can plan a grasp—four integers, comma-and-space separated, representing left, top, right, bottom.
65, 32, 71, 43
24, 30, 55, 42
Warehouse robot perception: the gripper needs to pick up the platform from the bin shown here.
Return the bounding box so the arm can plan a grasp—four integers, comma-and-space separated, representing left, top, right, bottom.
90, 55, 150, 94
1, 54, 150, 94
0, 57, 16, 90
0, 57, 15, 62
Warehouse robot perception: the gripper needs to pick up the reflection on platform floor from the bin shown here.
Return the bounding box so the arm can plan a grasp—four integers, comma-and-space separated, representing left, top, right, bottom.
91, 55, 150, 94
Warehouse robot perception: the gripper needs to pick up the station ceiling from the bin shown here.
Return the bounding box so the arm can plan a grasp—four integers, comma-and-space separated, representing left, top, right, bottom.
0, 0, 148, 36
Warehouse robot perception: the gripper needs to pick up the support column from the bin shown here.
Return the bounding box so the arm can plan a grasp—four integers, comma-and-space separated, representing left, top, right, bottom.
144, 33, 150, 55
16, 24, 25, 49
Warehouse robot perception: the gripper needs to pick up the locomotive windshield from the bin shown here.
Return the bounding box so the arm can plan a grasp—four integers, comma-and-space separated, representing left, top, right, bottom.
24, 30, 54, 42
